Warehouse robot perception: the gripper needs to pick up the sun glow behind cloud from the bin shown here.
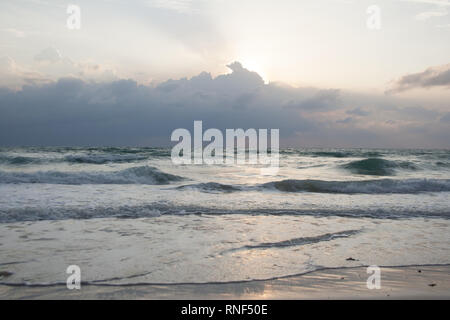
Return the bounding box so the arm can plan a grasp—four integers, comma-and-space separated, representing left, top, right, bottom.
0, 0, 449, 90
236, 55, 270, 83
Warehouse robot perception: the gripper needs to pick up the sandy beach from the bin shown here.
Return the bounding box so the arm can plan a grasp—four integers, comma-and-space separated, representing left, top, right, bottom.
1, 265, 449, 300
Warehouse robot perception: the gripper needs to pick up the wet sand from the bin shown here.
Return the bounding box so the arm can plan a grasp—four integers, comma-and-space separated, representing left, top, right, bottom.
1, 264, 449, 299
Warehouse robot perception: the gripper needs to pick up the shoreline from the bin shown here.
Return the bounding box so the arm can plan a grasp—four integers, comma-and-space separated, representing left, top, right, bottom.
1, 264, 449, 299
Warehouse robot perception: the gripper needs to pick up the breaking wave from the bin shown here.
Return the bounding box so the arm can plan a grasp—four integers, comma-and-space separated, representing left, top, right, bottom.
0, 148, 171, 166
176, 182, 242, 193
280, 149, 383, 158
177, 178, 450, 194
261, 178, 450, 194
1, 203, 448, 223
342, 158, 418, 176
0, 166, 184, 185
63, 154, 149, 164
0, 155, 44, 165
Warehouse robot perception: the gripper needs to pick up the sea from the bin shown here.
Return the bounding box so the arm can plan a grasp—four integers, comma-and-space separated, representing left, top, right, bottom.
0, 147, 449, 285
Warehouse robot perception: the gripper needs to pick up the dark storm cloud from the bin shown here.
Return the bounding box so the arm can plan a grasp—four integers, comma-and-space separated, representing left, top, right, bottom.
0, 62, 448, 148
387, 63, 450, 93
284, 88, 341, 112
0, 63, 313, 146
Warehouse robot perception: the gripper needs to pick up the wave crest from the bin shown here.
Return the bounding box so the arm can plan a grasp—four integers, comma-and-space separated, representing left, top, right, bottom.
176, 182, 241, 193
64, 154, 149, 164
0, 166, 184, 185
261, 178, 450, 194
342, 158, 417, 176
0, 155, 43, 165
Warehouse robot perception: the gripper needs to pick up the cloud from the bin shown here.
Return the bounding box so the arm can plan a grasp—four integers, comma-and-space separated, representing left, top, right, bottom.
0, 56, 49, 89
0, 62, 448, 148
346, 107, 370, 116
0, 64, 307, 146
336, 117, 353, 124
142, 0, 227, 57
441, 113, 450, 122
415, 10, 448, 20
387, 63, 450, 93
145, 0, 196, 13
0, 47, 118, 89
400, 0, 450, 6
284, 89, 341, 112
1, 28, 25, 38
34, 47, 62, 63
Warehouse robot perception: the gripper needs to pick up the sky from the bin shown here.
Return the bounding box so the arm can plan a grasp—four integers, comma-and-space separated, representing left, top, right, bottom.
0, 0, 449, 148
